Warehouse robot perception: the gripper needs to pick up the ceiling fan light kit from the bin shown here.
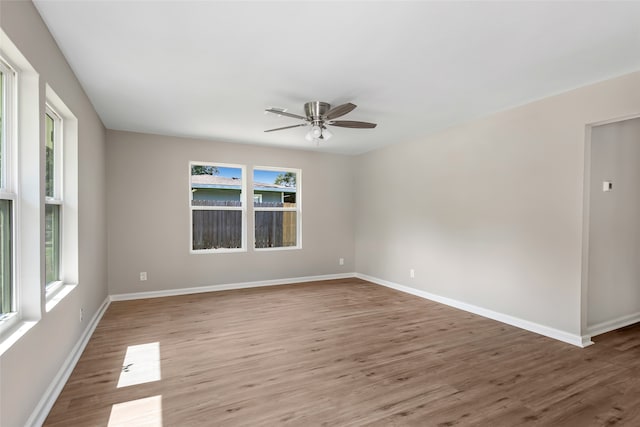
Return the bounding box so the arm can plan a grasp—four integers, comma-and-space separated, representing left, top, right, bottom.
265, 101, 377, 144
305, 125, 326, 143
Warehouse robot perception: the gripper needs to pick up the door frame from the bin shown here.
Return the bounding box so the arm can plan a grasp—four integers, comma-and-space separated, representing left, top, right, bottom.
580, 113, 640, 343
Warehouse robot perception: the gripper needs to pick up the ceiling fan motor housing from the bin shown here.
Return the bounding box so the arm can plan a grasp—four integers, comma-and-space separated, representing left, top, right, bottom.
304, 101, 330, 123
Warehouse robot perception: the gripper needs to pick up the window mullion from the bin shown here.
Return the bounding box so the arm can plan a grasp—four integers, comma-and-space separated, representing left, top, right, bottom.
191, 205, 242, 211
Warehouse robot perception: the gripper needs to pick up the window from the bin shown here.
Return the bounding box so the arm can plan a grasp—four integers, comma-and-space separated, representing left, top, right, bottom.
0, 58, 15, 319
190, 162, 246, 252
253, 168, 301, 249
45, 106, 62, 289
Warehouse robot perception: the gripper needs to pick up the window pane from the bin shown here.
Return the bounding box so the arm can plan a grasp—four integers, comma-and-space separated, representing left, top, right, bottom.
192, 210, 242, 250
191, 165, 243, 205
253, 169, 297, 208
255, 211, 297, 248
0, 199, 12, 315
45, 204, 60, 285
45, 113, 55, 198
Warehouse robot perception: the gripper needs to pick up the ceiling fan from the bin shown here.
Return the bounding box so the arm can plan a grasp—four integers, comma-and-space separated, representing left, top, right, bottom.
264, 101, 377, 142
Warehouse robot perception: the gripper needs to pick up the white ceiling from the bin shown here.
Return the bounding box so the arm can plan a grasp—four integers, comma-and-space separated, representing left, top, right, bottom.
33, 1, 640, 155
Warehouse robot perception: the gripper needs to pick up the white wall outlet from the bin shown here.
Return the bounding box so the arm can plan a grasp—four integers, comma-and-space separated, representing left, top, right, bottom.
140, 272, 147, 281
410, 269, 415, 279
339, 258, 344, 266
79, 308, 84, 323
602, 181, 613, 192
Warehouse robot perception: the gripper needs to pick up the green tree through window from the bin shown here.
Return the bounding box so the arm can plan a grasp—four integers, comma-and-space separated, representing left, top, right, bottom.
274, 172, 296, 187
45, 113, 55, 197
191, 165, 219, 175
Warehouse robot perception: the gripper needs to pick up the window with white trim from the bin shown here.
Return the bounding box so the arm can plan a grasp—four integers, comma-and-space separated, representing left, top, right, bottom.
0, 58, 16, 319
253, 167, 301, 249
0, 59, 15, 319
190, 162, 246, 252
45, 106, 62, 289
43, 86, 78, 311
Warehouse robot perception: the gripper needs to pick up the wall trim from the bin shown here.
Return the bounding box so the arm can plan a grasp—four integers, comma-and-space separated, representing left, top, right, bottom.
110, 273, 357, 301
356, 273, 590, 348
581, 335, 595, 347
26, 296, 111, 427
587, 311, 640, 338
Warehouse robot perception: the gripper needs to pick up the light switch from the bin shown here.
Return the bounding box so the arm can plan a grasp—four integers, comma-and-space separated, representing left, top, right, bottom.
602, 181, 613, 192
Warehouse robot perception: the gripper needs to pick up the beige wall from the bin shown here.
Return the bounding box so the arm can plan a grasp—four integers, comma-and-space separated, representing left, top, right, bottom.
588, 117, 640, 328
3, 1, 640, 423
0, 2, 108, 427
106, 130, 355, 295
355, 71, 640, 336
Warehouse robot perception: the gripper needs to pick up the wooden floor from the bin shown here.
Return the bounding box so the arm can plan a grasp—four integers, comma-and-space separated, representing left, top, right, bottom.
45, 278, 640, 426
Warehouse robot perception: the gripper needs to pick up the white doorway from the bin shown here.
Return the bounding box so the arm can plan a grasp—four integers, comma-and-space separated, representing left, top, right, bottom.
586, 117, 640, 336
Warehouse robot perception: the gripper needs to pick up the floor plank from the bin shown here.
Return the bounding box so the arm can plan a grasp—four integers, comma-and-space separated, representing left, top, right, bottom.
44, 278, 640, 426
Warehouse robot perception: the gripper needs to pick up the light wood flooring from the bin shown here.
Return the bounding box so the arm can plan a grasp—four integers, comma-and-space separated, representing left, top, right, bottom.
45, 278, 640, 426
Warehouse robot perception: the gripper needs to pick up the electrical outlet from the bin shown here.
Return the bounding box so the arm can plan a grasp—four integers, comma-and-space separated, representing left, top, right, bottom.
339, 258, 344, 266
79, 308, 84, 323
410, 269, 415, 279
140, 272, 147, 281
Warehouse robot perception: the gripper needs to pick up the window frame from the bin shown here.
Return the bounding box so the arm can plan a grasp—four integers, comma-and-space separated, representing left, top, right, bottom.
43, 85, 79, 312
0, 57, 18, 329
45, 105, 63, 200
189, 161, 247, 254
253, 166, 302, 251
44, 104, 63, 293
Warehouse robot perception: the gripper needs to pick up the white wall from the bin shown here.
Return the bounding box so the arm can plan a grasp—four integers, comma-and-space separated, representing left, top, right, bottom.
355, 71, 640, 337
587, 117, 640, 328
0, 2, 107, 426
106, 130, 355, 295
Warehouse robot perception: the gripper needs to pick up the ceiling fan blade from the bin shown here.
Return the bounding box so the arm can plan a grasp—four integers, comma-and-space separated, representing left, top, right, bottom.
324, 103, 357, 120
328, 120, 377, 129
265, 108, 306, 120
264, 123, 308, 133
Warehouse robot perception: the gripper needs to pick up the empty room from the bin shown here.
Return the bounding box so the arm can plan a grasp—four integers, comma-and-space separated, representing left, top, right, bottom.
2, 1, 640, 426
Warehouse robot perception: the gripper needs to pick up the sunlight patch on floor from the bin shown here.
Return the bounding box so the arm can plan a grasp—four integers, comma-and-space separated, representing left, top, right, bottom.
108, 395, 163, 427
117, 342, 161, 388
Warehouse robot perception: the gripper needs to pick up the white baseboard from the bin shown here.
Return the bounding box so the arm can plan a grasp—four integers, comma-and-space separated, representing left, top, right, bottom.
356, 273, 589, 348
26, 296, 111, 427
110, 273, 356, 301
581, 335, 595, 347
587, 311, 640, 338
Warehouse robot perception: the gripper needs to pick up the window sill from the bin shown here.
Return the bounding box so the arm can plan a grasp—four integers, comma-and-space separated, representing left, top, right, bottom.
46, 282, 77, 313
0, 319, 37, 357
254, 245, 302, 252
190, 248, 247, 255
